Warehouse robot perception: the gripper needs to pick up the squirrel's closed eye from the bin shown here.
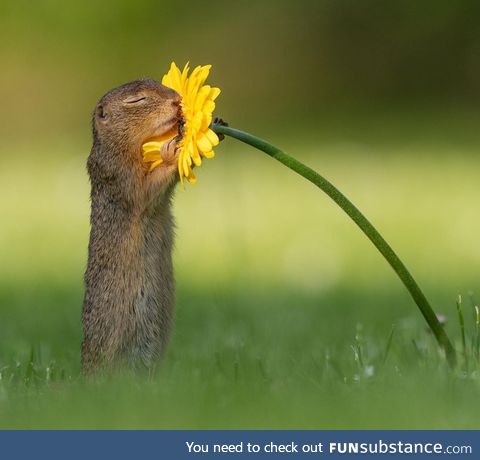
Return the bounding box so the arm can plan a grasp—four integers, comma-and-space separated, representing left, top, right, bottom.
123, 95, 147, 105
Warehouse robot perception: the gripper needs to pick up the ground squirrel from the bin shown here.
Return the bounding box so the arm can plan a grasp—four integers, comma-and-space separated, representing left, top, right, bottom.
82, 79, 182, 373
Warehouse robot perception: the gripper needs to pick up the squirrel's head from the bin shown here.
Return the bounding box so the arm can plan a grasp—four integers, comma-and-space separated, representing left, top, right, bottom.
92, 79, 181, 155
88, 80, 182, 208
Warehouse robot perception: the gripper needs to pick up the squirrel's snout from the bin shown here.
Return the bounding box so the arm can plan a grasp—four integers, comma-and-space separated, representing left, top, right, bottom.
169, 88, 181, 106
173, 99, 182, 121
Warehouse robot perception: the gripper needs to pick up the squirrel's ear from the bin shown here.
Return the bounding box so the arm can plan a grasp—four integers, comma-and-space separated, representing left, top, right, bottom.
96, 104, 108, 121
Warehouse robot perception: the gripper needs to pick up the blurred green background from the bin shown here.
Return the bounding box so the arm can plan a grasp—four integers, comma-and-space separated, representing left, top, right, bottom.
0, 0, 479, 428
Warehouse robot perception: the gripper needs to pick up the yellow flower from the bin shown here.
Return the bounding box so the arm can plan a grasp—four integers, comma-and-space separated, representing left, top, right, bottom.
142, 62, 221, 184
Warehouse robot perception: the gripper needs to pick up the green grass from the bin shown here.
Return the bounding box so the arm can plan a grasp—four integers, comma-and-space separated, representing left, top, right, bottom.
1, 115, 479, 428
1, 286, 479, 429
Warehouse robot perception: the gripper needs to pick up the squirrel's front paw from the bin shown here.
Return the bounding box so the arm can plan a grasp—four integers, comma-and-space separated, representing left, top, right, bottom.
160, 137, 179, 164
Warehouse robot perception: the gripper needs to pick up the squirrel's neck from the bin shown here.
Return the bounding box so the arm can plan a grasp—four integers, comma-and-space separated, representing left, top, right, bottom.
87, 186, 175, 261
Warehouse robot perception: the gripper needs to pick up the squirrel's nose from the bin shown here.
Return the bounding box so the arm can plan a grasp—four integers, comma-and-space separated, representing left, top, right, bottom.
166, 88, 181, 105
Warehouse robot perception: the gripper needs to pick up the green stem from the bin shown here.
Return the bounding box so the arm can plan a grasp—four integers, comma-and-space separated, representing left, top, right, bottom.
212, 124, 457, 369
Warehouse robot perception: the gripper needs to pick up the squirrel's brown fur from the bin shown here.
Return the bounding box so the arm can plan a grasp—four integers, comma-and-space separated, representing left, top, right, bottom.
82, 79, 181, 373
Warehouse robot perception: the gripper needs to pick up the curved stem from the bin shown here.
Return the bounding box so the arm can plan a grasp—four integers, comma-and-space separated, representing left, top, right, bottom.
212, 124, 457, 369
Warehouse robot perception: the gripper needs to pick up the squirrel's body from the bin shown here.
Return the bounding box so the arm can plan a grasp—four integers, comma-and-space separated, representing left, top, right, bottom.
82, 80, 181, 373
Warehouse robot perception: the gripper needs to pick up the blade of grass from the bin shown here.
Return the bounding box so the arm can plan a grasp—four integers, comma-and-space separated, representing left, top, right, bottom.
456, 295, 468, 371
474, 305, 480, 362
24, 347, 34, 386
382, 324, 396, 366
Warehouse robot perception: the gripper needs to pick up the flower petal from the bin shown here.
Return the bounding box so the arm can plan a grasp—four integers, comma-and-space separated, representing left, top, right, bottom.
142, 141, 163, 153
143, 152, 162, 162
149, 159, 163, 171
209, 87, 221, 101
193, 85, 211, 113
186, 169, 197, 184
205, 129, 220, 147
202, 100, 215, 114
196, 134, 212, 153
200, 113, 212, 131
